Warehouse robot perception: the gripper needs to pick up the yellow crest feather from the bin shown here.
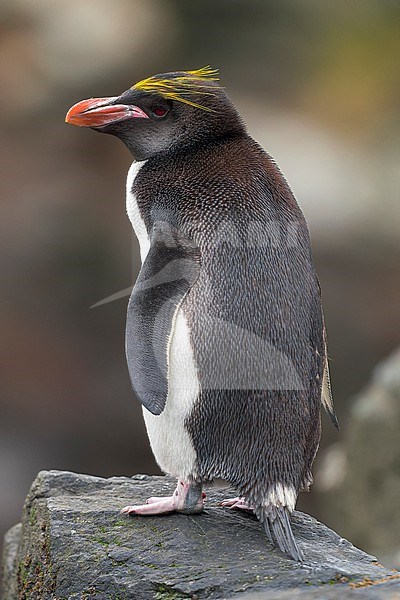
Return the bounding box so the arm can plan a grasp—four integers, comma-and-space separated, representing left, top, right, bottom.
131, 66, 219, 111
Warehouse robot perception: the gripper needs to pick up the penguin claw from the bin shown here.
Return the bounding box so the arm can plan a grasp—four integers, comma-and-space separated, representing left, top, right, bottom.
219, 497, 254, 511
120, 505, 138, 515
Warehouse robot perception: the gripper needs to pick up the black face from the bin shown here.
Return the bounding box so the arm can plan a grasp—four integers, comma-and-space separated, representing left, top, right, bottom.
66, 79, 245, 161
104, 89, 179, 160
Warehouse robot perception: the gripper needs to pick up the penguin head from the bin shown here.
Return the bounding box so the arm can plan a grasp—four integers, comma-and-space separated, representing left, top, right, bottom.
65, 67, 245, 161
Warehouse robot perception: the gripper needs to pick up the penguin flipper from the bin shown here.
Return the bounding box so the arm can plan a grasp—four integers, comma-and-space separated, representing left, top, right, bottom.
258, 506, 304, 562
126, 221, 200, 415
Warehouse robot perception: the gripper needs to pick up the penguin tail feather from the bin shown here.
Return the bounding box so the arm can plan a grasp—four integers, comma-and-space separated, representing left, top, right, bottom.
257, 505, 304, 562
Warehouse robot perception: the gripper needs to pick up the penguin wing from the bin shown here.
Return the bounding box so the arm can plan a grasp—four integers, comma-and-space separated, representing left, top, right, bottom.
126, 221, 200, 415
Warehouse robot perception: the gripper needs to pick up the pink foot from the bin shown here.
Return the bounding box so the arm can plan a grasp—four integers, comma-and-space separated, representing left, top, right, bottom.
219, 497, 254, 511
121, 480, 205, 516
145, 496, 172, 504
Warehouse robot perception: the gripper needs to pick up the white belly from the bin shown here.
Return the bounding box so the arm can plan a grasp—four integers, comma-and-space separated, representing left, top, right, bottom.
126, 161, 199, 480
143, 308, 199, 479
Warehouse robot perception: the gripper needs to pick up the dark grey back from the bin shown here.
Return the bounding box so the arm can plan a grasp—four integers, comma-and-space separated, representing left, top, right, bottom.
132, 133, 324, 500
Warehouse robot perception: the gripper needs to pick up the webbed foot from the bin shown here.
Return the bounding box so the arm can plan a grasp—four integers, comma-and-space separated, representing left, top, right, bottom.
121, 480, 205, 515
219, 497, 254, 511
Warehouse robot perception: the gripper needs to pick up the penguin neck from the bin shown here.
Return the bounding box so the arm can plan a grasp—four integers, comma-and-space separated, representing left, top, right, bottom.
140, 129, 247, 166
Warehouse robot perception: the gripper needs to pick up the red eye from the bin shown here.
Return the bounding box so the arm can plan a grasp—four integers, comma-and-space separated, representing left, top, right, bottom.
152, 107, 168, 117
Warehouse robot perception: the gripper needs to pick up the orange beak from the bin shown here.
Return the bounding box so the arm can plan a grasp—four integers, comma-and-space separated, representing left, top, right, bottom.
65, 96, 149, 127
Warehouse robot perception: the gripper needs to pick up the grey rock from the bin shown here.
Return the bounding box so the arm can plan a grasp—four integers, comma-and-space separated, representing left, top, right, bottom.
2, 470, 400, 599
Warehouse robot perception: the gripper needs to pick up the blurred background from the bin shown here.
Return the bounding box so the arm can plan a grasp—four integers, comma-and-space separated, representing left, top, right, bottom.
1, 0, 399, 573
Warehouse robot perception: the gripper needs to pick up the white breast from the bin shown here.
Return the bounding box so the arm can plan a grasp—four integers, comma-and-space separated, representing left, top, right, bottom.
126, 160, 199, 480
126, 160, 150, 263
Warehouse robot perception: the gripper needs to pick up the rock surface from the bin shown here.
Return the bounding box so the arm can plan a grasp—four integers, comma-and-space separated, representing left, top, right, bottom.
2, 470, 400, 599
